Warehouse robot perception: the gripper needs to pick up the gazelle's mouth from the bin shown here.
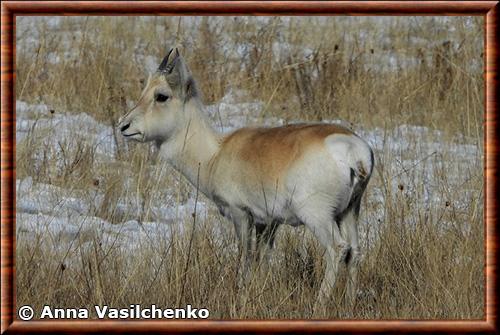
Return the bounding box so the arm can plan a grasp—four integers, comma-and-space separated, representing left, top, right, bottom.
123, 132, 141, 137
122, 132, 144, 142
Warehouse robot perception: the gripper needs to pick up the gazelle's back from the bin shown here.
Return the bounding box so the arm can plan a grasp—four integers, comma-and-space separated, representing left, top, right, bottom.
219, 123, 355, 180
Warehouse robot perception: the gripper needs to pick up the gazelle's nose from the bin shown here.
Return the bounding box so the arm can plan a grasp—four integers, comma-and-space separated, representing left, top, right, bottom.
120, 123, 130, 133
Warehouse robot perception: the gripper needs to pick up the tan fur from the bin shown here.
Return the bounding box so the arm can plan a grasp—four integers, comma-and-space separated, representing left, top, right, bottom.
219, 124, 354, 183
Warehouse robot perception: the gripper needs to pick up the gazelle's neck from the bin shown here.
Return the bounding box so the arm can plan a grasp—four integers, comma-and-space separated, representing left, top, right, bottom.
158, 100, 221, 197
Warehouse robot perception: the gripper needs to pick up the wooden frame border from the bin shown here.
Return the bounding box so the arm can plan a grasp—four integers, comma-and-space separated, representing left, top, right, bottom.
1, 1, 498, 334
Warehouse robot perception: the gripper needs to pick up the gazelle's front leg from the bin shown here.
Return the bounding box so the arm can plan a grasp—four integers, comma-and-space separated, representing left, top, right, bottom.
255, 220, 279, 267
230, 207, 253, 288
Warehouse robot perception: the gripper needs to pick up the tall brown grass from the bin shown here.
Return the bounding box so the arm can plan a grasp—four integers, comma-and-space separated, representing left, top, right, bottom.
15, 16, 484, 319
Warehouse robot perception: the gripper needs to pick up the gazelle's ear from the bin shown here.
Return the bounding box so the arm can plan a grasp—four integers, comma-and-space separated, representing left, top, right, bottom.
159, 48, 198, 101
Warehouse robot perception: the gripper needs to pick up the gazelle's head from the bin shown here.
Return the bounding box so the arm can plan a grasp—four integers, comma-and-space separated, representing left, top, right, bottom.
118, 48, 198, 143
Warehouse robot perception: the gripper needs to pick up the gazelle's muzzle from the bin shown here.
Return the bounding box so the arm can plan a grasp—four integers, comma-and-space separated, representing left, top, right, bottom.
117, 112, 144, 141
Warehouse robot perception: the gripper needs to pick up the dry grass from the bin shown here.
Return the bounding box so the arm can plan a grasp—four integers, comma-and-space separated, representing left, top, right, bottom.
15, 16, 484, 319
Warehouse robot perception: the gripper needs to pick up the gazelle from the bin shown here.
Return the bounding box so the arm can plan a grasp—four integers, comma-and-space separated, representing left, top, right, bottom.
118, 48, 374, 309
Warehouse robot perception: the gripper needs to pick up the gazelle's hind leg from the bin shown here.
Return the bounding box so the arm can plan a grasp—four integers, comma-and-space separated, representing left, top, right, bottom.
340, 206, 361, 307
339, 180, 369, 309
296, 205, 350, 314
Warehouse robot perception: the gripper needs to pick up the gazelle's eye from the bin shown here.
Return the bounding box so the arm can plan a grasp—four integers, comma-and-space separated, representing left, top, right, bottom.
155, 93, 169, 103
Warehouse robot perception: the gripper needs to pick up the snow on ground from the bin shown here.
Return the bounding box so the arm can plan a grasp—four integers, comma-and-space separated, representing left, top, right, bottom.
359, 124, 481, 241
16, 101, 117, 162
16, 89, 481, 259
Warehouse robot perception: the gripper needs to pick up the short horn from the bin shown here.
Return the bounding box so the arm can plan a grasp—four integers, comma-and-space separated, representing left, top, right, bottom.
158, 48, 174, 72
163, 48, 180, 74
